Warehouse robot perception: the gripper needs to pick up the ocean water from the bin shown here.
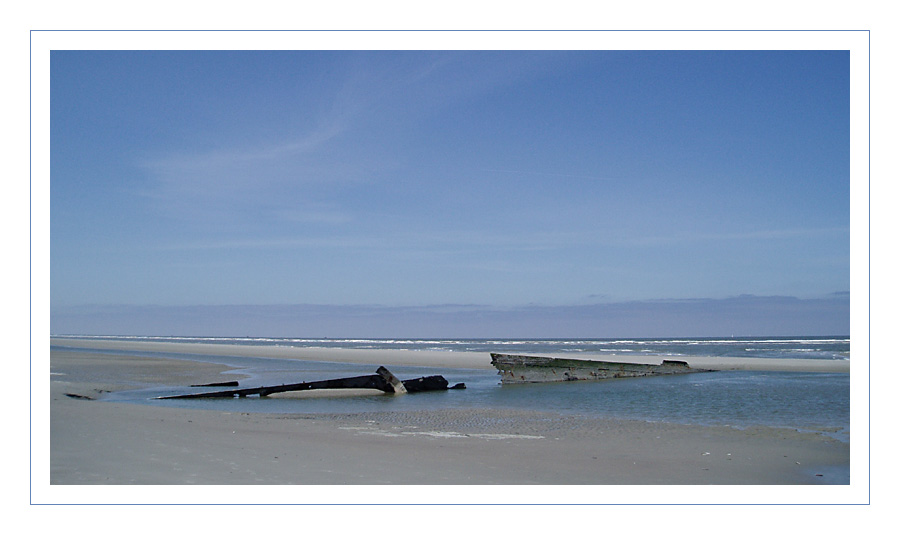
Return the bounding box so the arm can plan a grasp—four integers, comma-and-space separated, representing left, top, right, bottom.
54, 334, 851, 360
52, 335, 850, 441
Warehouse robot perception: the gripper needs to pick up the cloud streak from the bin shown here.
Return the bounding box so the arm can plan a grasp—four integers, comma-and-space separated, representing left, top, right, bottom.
628, 226, 849, 246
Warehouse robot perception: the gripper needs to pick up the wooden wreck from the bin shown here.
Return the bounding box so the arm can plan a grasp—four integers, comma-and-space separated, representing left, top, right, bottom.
490, 353, 711, 384
157, 366, 464, 400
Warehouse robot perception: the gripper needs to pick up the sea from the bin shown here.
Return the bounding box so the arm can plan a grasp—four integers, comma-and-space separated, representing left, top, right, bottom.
51, 335, 851, 443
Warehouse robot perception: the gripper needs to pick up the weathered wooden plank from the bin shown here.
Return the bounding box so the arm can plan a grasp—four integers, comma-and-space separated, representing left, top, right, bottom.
157, 373, 391, 400
376, 366, 407, 394
156, 367, 464, 400
191, 380, 240, 387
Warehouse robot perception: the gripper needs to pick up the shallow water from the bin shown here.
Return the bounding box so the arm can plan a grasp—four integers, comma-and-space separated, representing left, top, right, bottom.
55, 342, 849, 442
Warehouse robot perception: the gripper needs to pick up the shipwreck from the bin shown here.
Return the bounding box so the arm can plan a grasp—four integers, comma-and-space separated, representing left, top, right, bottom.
490, 353, 712, 384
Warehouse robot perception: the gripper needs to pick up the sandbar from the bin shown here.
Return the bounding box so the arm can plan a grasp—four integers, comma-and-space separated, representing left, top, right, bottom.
50, 337, 849, 372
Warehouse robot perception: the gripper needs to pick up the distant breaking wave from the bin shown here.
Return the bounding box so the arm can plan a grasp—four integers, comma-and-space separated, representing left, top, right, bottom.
51, 334, 849, 360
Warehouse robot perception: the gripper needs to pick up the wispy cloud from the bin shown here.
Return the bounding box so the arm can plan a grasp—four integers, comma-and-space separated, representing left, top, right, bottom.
139, 121, 352, 203
483, 168, 615, 182
626, 226, 849, 246
148, 226, 573, 254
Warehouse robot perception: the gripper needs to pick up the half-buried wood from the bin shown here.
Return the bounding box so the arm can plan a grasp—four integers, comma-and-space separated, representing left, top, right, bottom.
156, 366, 465, 400
490, 353, 713, 384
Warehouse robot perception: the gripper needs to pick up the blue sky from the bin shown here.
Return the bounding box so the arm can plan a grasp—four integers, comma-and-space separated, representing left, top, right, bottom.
50, 50, 850, 336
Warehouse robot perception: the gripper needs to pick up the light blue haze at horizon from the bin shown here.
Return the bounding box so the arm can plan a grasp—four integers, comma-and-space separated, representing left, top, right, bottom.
50, 50, 849, 328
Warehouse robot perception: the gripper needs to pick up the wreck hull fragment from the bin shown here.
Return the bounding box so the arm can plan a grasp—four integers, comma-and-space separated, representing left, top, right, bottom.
490, 353, 712, 384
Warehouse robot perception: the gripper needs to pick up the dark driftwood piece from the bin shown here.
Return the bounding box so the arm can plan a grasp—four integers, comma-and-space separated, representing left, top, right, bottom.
402, 375, 449, 392
191, 380, 240, 387
156, 366, 464, 400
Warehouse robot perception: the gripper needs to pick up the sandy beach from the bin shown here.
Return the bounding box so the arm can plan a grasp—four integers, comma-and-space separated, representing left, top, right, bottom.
43, 338, 853, 503
49, 337, 851, 372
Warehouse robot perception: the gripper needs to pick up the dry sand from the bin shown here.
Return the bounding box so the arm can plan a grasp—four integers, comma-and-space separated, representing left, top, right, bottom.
46, 339, 851, 499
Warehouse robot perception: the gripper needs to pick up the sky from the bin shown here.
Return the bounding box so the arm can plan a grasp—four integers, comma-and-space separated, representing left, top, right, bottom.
49, 50, 850, 337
